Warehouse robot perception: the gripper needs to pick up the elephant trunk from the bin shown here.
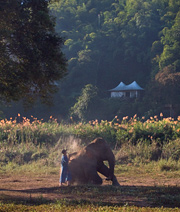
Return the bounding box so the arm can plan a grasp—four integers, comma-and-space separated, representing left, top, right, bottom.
107, 151, 115, 180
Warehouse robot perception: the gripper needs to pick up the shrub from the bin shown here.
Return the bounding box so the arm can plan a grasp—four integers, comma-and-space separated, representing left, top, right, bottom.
158, 159, 179, 171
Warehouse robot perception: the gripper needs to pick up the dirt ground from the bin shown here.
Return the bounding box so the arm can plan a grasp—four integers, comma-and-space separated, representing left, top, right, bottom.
1, 173, 180, 207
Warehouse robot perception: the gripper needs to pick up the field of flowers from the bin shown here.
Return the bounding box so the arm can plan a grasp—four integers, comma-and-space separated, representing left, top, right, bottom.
0, 113, 180, 147
0, 113, 180, 167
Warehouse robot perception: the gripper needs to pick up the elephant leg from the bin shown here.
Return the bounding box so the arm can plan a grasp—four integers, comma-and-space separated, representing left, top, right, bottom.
84, 167, 103, 185
97, 163, 120, 186
97, 161, 110, 178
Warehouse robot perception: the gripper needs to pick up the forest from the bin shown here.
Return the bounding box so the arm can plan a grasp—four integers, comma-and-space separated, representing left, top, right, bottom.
1, 0, 180, 122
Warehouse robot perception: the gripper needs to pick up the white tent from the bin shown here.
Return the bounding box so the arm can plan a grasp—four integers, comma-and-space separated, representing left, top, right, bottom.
109, 82, 127, 97
109, 81, 144, 98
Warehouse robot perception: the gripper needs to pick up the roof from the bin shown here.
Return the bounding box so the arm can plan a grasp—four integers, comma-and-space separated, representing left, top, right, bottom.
109, 82, 126, 91
109, 81, 144, 91
126, 81, 144, 91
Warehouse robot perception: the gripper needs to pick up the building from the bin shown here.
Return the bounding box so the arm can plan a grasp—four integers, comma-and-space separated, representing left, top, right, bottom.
109, 81, 144, 98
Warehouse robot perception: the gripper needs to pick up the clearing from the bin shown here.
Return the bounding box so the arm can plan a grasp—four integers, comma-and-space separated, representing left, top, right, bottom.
1, 171, 180, 208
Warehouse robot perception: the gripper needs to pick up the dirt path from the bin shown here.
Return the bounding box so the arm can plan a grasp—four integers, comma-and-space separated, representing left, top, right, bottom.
1, 173, 180, 207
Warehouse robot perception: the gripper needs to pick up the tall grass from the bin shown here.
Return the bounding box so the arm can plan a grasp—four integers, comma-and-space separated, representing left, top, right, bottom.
1, 114, 180, 145
1, 114, 180, 168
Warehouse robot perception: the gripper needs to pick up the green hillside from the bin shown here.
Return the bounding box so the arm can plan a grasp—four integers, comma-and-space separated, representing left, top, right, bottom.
48, 0, 180, 121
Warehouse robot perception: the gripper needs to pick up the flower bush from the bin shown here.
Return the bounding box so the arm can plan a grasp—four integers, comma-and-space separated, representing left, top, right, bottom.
0, 114, 180, 148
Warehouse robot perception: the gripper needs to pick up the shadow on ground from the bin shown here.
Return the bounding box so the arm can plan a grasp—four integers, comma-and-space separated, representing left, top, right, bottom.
1, 185, 180, 208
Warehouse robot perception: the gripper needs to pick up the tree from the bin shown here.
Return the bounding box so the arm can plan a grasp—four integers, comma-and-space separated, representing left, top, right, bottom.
0, 0, 67, 105
155, 65, 180, 105
70, 84, 98, 122
159, 10, 180, 71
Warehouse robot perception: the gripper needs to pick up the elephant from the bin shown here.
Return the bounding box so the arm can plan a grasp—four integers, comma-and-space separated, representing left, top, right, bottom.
68, 137, 120, 186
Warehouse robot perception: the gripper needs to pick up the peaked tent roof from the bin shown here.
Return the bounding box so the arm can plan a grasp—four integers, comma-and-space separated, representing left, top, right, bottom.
109, 81, 144, 91
109, 82, 126, 91
125, 81, 144, 91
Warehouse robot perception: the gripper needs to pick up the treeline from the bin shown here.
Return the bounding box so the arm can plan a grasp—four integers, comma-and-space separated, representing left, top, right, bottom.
2, 0, 180, 122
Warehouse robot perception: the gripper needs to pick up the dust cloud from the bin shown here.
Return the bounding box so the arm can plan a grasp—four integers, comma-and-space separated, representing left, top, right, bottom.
53, 135, 82, 162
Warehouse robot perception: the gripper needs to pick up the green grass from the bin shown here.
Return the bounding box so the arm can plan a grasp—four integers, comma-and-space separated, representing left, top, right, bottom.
0, 201, 180, 212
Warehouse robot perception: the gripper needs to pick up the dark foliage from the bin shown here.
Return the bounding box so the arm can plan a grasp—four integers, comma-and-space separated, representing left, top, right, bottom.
0, 0, 67, 105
